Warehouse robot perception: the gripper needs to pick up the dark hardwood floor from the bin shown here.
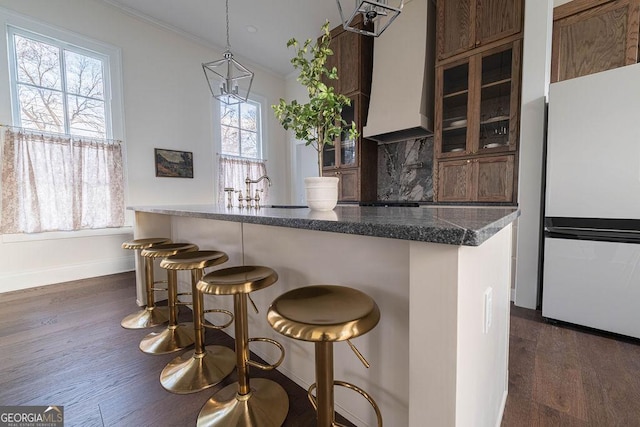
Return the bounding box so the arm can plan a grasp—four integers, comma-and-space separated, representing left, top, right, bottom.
0, 272, 353, 427
2, 272, 640, 426
502, 305, 640, 426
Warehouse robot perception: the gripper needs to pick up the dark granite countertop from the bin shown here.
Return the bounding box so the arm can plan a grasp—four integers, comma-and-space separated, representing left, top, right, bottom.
128, 204, 520, 246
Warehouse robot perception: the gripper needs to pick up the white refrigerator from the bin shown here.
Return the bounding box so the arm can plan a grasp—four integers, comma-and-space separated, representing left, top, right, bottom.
542, 63, 640, 339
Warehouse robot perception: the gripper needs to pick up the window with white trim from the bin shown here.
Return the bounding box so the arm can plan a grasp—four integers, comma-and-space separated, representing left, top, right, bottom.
216, 98, 269, 204
1, 20, 124, 234
219, 99, 262, 159
8, 27, 111, 138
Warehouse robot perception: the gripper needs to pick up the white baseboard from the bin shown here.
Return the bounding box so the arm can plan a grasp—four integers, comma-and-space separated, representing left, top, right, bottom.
496, 388, 508, 427
0, 255, 135, 293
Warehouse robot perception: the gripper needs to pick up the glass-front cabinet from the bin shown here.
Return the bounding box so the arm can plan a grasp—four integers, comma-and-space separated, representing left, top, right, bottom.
434, 40, 521, 203
440, 62, 469, 155
323, 98, 357, 168
322, 94, 376, 202
479, 46, 518, 153
317, 18, 377, 203
436, 41, 520, 158
340, 101, 357, 167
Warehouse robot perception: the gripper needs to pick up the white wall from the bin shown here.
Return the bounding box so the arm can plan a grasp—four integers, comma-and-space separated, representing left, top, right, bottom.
284, 74, 317, 204
0, 0, 288, 292
512, 0, 554, 309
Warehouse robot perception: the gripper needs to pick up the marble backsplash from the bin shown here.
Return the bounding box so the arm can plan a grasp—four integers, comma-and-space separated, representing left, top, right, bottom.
377, 136, 434, 201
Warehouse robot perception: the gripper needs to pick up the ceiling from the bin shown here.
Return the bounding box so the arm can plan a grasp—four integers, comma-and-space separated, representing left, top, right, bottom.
102, 0, 343, 76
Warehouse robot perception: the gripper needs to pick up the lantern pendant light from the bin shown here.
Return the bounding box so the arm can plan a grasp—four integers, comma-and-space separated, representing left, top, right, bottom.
336, 0, 404, 37
202, 0, 254, 105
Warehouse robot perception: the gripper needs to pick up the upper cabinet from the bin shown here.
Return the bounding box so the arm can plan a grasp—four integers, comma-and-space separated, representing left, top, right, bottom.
435, 42, 521, 159
551, 0, 640, 82
321, 20, 377, 202
321, 15, 373, 96
434, 0, 523, 203
437, 0, 523, 60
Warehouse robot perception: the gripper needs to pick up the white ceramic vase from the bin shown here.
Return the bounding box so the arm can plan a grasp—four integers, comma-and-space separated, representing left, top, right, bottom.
304, 176, 339, 211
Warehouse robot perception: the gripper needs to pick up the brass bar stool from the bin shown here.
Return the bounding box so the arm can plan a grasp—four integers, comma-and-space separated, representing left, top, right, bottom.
267, 285, 382, 427
120, 237, 172, 329
159, 250, 236, 394
136, 243, 199, 354
196, 266, 289, 427
123, 242, 197, 330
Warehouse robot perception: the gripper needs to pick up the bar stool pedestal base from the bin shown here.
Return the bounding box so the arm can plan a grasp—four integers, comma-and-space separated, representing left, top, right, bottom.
139, 323, 195, 354
160, 346, 235, 394
197, 378, 288, 427
120, 306, 169, 329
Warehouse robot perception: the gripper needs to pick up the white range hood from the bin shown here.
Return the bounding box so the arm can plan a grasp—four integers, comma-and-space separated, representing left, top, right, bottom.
363, 0, 435, 144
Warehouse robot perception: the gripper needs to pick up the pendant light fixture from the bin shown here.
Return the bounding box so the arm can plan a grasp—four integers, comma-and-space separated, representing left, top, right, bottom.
336, 0, 404, 37
202, 0, 254, 105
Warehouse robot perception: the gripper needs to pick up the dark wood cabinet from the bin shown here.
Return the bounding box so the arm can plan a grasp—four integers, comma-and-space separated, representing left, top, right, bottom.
433, 40, 521, 203
436, 154, 515, 202
322, 94, 377, 201
433, 0, 523, 203
437, 0, 523, 60
437, 158, 473, 201
320, 20, 376, 202
321, 15, 374, 96
437, 0, 473, 61
324, 167, 361, 201
551, 0, 640, 82
476, 0, 524, 47
476, 154, 515, 202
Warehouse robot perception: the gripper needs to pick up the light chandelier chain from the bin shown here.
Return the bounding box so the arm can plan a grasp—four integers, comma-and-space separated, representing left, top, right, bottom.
225, 0, 231, 50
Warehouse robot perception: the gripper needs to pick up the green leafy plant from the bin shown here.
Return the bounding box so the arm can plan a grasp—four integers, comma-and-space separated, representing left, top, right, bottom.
273, 21, 358, 177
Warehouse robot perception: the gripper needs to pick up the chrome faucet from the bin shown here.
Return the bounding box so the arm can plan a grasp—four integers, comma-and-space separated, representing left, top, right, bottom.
244, 175, 271, 208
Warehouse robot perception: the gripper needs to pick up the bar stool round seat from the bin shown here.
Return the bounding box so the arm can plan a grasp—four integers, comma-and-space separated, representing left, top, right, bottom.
267, 285, 380, 342
126, 243, 199, 332
121, 237, 171, 251
267, 285, 382, 427
120, 237, 171, 329
159, 250, 236, 394
139, 248, 219, 355
197, 266, 289, 427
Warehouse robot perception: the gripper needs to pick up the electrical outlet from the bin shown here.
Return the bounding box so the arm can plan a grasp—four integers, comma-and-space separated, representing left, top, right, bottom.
483, 287, 493, 334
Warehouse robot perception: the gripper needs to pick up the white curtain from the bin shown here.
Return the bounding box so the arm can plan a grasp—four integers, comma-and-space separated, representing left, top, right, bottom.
218, 155, 269, 205
1, 129, 124, 233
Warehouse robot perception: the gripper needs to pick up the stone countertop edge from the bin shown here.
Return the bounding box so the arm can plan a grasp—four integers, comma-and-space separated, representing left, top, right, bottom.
128, 205, 520, 247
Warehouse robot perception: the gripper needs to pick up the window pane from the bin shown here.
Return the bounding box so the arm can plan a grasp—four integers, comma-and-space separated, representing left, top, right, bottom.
220, 103, 239, 127
65, 50, 104, 99
67, 95, 106, 138
14, 35, 61, 90
221, 124, 239, 156
241, 131, 257, 158
17, 84, 64, 132
240, 103, 257, 131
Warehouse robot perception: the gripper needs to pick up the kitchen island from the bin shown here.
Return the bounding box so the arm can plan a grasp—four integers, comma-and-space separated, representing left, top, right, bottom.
129, 204, 519, 427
